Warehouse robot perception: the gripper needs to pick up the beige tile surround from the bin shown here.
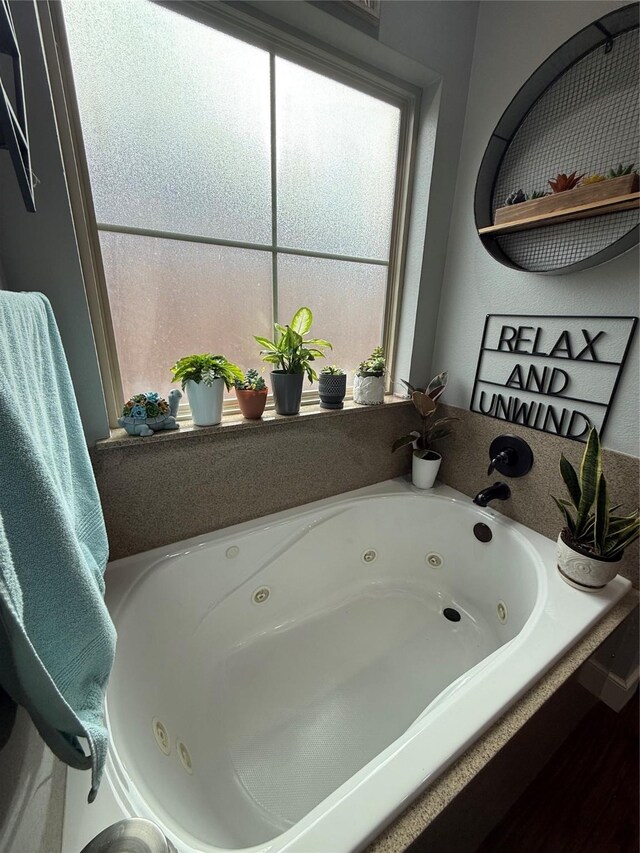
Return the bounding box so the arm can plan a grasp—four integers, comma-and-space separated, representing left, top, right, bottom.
95, 398, 639, 587
93, 398, 416, 560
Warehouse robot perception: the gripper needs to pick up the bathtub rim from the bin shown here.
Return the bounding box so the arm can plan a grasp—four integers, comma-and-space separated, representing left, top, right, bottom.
76, 479, 631, 853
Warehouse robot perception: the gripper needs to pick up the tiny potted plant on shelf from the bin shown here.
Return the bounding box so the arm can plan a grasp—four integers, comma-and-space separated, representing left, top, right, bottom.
353, 346, 385, 405
552, 426, 639, 591
255, 307, 332, 416
392, 371, 456, 489
234, 368, 268, 420
318, 365, 347, 410
171, 353, 243, 426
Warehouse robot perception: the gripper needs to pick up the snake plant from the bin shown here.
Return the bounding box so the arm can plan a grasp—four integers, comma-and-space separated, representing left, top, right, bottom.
552, 427, 639, 559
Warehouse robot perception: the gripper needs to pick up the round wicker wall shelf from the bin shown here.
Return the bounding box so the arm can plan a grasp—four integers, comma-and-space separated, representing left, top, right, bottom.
475, 4, 639, 275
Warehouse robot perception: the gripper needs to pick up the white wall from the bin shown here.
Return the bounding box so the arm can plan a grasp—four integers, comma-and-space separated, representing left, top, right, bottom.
432, 0, 639, 456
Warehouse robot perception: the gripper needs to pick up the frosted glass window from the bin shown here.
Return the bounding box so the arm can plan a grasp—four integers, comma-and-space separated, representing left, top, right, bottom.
99, 232, 273, 400
278, 255, 386, 387
276, 58, 401, 260
62, 0, 410, 414
63, 0, 271, 243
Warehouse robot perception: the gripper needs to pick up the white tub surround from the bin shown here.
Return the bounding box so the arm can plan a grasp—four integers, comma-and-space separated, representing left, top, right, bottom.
63, 480, 630, 853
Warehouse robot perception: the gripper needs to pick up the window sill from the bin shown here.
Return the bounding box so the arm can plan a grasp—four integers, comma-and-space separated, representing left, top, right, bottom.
95, 394, 411, 452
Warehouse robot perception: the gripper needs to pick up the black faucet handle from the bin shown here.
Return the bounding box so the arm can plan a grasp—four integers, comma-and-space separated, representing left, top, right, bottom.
487, 435, 534, 478
487, 449, 512, 476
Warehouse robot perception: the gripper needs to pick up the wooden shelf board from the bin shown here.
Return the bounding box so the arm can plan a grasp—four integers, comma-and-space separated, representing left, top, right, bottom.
479, 192, 640, 236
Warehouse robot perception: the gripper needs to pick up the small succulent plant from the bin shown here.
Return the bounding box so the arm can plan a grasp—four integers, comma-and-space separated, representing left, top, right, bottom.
357, 346, 385, 378
529, 189, 550, 199
234, 368, 266, 391
581, 174, 606, 185
548, 171, 584, 193
505, 189, 527, 205
320, 365, 345, 376
606, 163, 636, 178
122, 392, 170, 419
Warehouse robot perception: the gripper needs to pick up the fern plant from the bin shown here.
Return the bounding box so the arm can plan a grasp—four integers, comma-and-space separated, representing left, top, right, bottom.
392, 371, 457, 454
552, 427, 639, 559
171, 354, 243, 390
255, 307, 332, 383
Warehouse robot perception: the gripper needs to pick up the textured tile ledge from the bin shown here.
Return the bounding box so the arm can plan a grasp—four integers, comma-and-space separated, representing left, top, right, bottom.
95, 395, 412, 451
367, 591, 639, 853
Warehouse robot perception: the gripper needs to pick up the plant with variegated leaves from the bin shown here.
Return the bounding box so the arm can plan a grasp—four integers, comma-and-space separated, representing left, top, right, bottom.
255, 307, 332, 383
552, 427, 639, 559
392, 371, 457, 454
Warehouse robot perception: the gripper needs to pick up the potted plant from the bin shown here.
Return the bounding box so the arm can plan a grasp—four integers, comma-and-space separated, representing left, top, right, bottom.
552, 427, 639, 591
318, 365, 347, 410
353, 346, 385, 405
234, 369, 268, 420
171, 353, 242, 426
392, 371, 456, 489
255, 307, 332, 416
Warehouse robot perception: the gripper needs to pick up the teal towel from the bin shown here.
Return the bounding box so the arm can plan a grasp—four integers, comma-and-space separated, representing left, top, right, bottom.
0, 291, 116, 801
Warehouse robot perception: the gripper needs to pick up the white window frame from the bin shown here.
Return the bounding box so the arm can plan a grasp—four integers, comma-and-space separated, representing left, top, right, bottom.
40, 0, 419, 427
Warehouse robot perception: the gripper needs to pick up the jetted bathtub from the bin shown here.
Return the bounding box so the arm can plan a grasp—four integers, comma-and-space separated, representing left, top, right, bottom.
63, 480, 630, 853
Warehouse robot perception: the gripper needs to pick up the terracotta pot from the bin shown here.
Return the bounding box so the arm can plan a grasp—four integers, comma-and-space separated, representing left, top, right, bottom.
235, 387, 267, 420
556, 529, 622, 591
412, 450, 442, 489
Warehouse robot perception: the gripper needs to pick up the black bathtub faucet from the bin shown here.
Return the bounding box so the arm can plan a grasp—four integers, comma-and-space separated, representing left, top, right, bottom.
473, 482, 511, 507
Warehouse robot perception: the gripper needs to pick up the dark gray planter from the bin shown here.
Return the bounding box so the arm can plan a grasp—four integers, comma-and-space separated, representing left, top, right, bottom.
318, 374, 347, 409
271, 371, 304, 415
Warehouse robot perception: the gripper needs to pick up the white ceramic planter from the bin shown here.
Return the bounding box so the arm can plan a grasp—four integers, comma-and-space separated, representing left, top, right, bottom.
556, 532, 621, 591
412, 450, 442, 489
353, 374, 385, 405
185, 378, 225, 426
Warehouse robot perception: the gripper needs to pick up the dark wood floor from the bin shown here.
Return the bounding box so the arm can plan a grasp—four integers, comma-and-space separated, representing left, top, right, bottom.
477, 690, 639, 853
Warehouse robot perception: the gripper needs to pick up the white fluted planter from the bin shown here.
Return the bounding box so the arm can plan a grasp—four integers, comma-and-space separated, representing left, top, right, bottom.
185, 378, 225, 426
353, 375, 384, 405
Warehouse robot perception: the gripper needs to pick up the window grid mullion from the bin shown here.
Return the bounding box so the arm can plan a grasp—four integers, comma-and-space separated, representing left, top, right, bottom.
94, 223, 390, 267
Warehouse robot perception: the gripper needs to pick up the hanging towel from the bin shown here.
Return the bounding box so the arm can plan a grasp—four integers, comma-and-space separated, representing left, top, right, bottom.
0, 291, 116, 801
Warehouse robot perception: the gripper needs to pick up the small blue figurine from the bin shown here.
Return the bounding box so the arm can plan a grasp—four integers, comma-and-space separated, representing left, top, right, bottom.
118, 389, 182, 437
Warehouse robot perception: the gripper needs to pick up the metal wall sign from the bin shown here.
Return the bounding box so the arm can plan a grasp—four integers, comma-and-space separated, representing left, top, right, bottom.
470, 314, 638, 441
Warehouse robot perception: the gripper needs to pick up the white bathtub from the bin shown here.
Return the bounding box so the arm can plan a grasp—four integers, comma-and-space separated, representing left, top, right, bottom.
63, 479, 630, 853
